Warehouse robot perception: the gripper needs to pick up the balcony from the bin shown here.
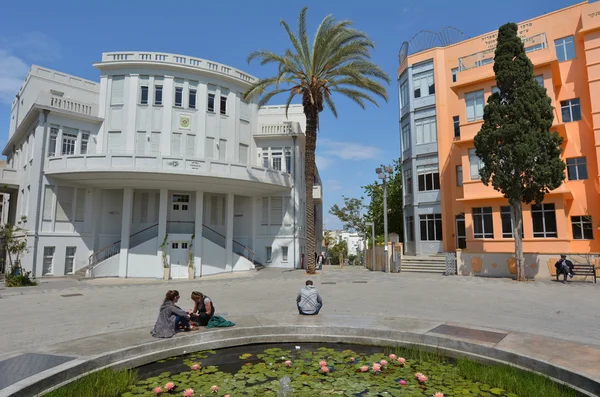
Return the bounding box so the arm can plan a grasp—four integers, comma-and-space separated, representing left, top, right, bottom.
453, 120, 483, 146
0, 167, 19, 189
313, 184, 322, 202
255, 121, 303, 137
459, 177, 573, 202
36, 91, 101, 121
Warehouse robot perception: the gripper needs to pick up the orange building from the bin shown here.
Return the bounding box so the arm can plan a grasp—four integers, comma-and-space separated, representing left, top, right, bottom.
399, 0, 600, 257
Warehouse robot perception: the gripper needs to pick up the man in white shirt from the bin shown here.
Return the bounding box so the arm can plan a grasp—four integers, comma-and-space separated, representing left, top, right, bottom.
296, 280, 323, 315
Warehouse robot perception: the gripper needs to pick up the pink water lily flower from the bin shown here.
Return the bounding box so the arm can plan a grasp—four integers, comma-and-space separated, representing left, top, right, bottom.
380, 359, 388, 366
372, 363, 381, 372
418, 375, 428, 383
360, 365, 369, 372
225, 395, 231, 397
434, 393, 444, 397
350, 357, 355, 362
321, 365, 329, 373
285, 360, 292, 367
415, 372, 423, 378
165, 382, 175, 391
319, 360, 327, 367
191, 364, 200, 371
399, 380, 407, 386
183, 389, 194, 397
154, 386, 163, 394
389, 354, 397, 360
398, 357, 406, 365
211, 385, 219, 392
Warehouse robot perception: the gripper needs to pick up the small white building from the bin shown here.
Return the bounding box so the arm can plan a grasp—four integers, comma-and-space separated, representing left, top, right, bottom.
0, 51, 323, 278
326, 230, 364, 256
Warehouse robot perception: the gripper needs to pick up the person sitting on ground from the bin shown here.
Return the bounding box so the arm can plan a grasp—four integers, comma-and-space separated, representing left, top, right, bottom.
151, 290, 195, 338
555, 254, 575, 284
296, 280, 323, 315
190, 291, 215, 326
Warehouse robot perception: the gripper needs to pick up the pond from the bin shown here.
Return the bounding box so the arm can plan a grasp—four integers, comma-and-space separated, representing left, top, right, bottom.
122, 343, 579, 397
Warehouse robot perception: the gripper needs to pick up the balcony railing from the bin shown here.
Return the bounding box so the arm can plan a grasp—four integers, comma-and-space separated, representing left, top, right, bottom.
37, 91, 98, 118
0, 167, 18, 186
458, 33, 548, 72
256, 121, 303, 136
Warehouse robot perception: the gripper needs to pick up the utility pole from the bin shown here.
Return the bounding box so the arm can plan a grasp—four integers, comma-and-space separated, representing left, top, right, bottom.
376, 166, 393, 273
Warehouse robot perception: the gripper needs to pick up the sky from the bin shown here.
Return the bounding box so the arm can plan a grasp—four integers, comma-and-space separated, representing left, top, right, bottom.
0, 0, 576, 229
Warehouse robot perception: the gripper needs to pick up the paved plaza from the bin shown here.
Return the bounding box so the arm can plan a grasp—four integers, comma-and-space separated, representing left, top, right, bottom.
0, 266, 599, 396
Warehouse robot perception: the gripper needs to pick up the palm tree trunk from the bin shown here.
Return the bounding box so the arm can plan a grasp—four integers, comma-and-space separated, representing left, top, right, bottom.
304, 106, 318, 274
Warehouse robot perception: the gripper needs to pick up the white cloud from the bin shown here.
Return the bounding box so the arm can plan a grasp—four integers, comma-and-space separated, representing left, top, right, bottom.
318, 138, 382, 161
0, 50, 29, 104
316, 155, 334, 171
324, 179, 343, 192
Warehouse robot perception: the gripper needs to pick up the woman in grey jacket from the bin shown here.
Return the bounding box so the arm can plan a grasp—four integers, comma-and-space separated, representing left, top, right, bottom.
151, 290, 193, 338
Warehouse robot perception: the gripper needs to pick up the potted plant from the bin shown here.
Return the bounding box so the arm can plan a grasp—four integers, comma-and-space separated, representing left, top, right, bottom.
160, 234, 170, 280
187, 234, 195, 280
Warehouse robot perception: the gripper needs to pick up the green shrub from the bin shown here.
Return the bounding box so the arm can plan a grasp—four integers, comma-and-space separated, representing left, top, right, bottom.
43, 369, 138, 397
4, 268, 37, 287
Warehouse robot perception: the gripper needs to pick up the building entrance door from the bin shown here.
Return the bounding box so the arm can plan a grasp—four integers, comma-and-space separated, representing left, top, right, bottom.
455, 214, 466, 249
170, 194, 190, 222
170, 241, 189, 279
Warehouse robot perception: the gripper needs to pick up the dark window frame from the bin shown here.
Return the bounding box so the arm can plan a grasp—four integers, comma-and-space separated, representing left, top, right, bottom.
473, 207, 494, 239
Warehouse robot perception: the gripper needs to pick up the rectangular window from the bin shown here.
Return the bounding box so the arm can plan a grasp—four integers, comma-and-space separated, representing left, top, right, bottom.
136, 131, 146, 155
80, 132, 89, 154
56, 186, 74, 221
150, 132, 160, 155
271, 148, 282, 171
174, 87, 183, 107
404, 168, 413, 195
218, 139, 227, 161
401, 123, 411, 151
108, 131, 122, 153
501, 206, 513, 238
399, 80, 409, 108
285, 149, 292, 173
571, 216, 593, 240
413, 70, 434, 98
282, 246, 289, 262
49, 126, 58, 157
531, 203, 558, 238
415, 117, 437, 145
61, 129, 77, 155
566, 157, 587, 180
205, 137, 215, 159
154, 85, 163, 105
75, 188, 85, 222
189, 89, 197, 109
407, 216, 415, 241
555, 36, 575, 62
417, 164, 440, 192
535, 75, 544, 87
220, 96, 227, 115
451, 68, 458, 83
453, 115, 460, 138
207, 93, 215, 112
111, 76, 125, 105
465, 90, 484, 122
456, 165, 463, 187
140, 85, 149, 105
266, 246, 272, 262
43, 185, 54, 221
270, 197, 283, 225
65, 247, 76, 274
419, 214, 442, 241
469, 148, 483, 180
561, 98, 581, 123
43, 247, 55, 275
473, 207, 494, 238
186, 134, 196, 157
239, 144, 249, 165
263, 151, 269, 168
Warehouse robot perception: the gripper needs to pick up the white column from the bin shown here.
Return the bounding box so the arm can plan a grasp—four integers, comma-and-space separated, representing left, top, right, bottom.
157, 188, 168, 270
194, 191, 204, 277
90, 188, 102, 252
250, 196, 257, 253
118, 188, 134, 278
161, 76, 174, 155
225, 192, 234, 271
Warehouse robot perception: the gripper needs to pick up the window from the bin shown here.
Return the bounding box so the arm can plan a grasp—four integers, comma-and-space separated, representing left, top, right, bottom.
417, 164, 440, 192
205, 137, 215, 159
239, 144, 249, 165
456, 166, 463, 187
172, 242, 179, 249
150, 132, 160, 155
181, 242, 188, 249
566, 157, 587, 180
43, 247, 55, 275
80, 132, 89, 154
56, 186, 74, 221
561, 98, 581, 122
65, 247, 76, 274
136, 131, 146, 154
407, 216, 415, 241
469, 148, 484, 180
404, 168, 413, 194
473, 207, 494, 238
535, 75, 544, 87
465, 90, 484, 122
48, 126, 58, 156
43, 185, 54, 221
415, 117, 437, 145
282, 246, 289, 262
399, 80, 409, 108
186, 134, 196, 157
189, 89, 197, 109
453, 116, 460, 138
208, 93, 215, 112
108, 131, 123, 153
263, 152, 269, 168
285, 149, 292, 173
140, 85, 149, 105
220, 96, 227, 115
451, 68, 458, 83
61, 129, 77, 155
218, 139, 227, 161
266, 246, 272, 262
420, 214, 442, 241
75, 188, 86, 222
555, 36, 575, 62
174, 87, 183, 107
500, 206, 523, 238
154, 85, 163, 105
270, 197, 283, 225
531, 203, 557, 238
571, 216, 593, 240
172, 194, 189, 211
271, 148, 282, 171
401, 123, 411, 151
413, 70, 434, 98
111, 76, 125, 105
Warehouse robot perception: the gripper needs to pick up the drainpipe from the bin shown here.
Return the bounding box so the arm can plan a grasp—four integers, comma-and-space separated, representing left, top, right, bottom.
14, 94, 21, 136
31, 109, 50, 276
292, 135, 297, 269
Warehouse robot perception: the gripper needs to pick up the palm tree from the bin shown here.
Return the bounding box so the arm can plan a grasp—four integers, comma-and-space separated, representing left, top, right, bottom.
323, 231, 334, 264
243, 7, 390, 274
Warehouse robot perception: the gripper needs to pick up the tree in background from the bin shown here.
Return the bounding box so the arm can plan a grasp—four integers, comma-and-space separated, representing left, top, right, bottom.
328, 240, 348, 266
474, 23, 564, 281
244, 8, 390, 274
329, 196, 367, 235
322, 231, 335, 261
363, 159, 403, 239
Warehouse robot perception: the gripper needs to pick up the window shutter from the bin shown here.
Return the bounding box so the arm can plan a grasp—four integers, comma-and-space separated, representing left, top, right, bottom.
56, 186, 74, 221
171, 133, 182, 157
186, 134, 196, 157
270, 197, 283, 225
150, 132, 160, 155
136, 131, 146, 155
75, 188, 86, 222
43, 185, 54, 221
108, 131, 122, 153
111, 76, 125, 105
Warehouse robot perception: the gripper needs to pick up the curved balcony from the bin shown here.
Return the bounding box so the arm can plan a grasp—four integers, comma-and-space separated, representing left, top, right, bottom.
45, 153, 292, 193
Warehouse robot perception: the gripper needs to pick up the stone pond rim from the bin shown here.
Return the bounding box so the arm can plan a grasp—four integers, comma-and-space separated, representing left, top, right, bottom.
3, 315, 599, 397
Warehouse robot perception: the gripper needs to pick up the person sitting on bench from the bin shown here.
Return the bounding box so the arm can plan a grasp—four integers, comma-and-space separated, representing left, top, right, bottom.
555, 254, 574, 283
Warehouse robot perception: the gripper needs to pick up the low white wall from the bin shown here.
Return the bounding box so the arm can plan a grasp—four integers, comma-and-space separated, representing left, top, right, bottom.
127, 237, 160, 278
233, 253, 254, 272
91, 253, 120, 277
200, 236, 227, 276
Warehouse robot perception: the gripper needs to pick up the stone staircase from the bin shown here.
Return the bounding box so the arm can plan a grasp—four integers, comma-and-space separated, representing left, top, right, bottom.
401, 255, 446, 274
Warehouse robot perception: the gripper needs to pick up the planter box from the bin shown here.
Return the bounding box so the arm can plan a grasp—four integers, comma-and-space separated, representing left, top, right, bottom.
163, 268, 170, 280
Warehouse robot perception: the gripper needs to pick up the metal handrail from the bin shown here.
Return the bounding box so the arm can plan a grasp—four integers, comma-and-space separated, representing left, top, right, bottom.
202, 224, 256, 263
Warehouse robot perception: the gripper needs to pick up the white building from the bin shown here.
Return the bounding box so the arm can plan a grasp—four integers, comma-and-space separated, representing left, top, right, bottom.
326, 230, 364, 256
0, 51, 323, 278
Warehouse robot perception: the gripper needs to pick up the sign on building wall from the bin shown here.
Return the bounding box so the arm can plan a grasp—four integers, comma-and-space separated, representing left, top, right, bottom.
180, 115, 191, 130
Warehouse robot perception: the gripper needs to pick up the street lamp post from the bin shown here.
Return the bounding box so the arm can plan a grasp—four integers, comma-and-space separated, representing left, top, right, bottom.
376, 166, 393, 273
365, 221, 375, 270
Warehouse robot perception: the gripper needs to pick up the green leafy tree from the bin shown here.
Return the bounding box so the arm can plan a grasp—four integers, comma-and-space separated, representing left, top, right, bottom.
329, 196, 367, 235
322, 231, 334, 259
0, 218, 28, 270
243, 8, 390, 274
328, 240, 348, 266
474, 23, 565, 281
363, 159, 403, 239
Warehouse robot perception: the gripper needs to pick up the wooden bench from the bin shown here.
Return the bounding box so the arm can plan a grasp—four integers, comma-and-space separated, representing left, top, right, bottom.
556, 263, 597, 283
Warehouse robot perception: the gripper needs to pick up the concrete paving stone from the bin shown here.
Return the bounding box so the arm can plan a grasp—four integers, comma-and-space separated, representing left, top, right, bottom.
0, 353, 74, 390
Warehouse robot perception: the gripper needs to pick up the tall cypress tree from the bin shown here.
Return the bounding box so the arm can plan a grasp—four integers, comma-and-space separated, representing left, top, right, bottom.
474, 23, 565, 281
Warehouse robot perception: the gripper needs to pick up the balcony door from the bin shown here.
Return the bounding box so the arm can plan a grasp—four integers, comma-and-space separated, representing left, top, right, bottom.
455, 214, 466, 249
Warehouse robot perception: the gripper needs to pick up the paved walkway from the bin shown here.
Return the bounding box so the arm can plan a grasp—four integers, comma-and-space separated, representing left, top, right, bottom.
0, 266, 599, 395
